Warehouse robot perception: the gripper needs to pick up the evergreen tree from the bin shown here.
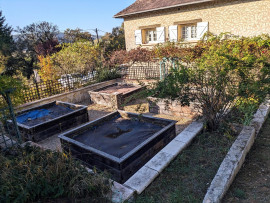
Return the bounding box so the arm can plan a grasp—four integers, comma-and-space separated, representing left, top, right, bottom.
0, 11, 14, 56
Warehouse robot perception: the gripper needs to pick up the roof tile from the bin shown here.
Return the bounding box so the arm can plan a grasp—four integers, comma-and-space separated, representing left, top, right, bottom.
114, 0, 213, 18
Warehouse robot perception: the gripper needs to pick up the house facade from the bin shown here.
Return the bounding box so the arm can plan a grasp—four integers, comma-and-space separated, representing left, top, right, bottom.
114, 0, 270, 50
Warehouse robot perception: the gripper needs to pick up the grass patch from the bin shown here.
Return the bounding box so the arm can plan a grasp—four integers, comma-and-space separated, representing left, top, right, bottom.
131, 130, 237, 203
233, 188, 246, 199
0, 145, 111, 203
223, 115, 270, 203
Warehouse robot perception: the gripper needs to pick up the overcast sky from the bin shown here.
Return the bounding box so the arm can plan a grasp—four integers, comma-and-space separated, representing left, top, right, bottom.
0, 0, 135, 34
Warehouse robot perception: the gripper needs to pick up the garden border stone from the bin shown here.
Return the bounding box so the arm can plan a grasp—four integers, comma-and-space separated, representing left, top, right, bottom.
203, 97, 270, 203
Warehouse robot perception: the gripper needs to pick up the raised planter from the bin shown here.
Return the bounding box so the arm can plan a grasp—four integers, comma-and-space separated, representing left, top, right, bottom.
148, 96, 200, 118
88, 82, 143, 109
58, 110, 176, 183
10, 101, 89, 142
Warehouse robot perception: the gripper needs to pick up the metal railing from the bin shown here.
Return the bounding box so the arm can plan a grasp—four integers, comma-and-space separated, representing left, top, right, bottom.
122, 65, 169, 80
23, 72, 96, 103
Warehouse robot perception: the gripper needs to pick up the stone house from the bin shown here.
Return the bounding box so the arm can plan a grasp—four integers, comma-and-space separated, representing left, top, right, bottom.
114, 0, 270, 50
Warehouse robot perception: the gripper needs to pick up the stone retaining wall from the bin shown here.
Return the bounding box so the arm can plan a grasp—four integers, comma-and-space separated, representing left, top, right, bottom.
148, 96, 200, 118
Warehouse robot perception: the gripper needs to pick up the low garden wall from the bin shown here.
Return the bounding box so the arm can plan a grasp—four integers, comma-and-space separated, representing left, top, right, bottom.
148, 97, 201, 118
17, 79, 119, 111
203, 97, 270, 203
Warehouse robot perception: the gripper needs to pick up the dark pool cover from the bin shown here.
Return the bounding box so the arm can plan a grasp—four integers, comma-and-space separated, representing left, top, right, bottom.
17, 105, 73, 127
74, 115, 163, 158
17, 109, 50, 124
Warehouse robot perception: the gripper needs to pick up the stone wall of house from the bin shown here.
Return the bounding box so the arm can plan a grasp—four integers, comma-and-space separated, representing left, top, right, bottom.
123, 0, 270, 50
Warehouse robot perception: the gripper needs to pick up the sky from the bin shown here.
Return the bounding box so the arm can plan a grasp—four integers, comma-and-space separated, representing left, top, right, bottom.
0, 0, 135, 34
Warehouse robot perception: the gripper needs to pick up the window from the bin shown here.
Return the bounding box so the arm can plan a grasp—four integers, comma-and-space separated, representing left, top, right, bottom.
135, 27, 165, 45
169, 21, 208, 42
191, 25, 197, 38
181, 25, 197, 40
145, 29, 157, 44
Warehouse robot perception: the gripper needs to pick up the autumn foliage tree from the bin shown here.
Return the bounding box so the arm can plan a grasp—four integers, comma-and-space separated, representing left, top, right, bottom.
51, 42, 100, 77
35, 38, 60, 56
108, 47, 154, 67
37, 55, 55, 81
152, 34, 270, 130
63, 28, 93, 43
15, 21, 59, 78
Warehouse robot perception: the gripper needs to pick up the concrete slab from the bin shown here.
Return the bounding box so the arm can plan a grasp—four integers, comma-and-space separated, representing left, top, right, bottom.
161, 139, 187, 158
124, 166, 159, 194
112, 181, 135, 203
145, 151, 174, 173
175, 130, 197, 144
184, 121, 204, 134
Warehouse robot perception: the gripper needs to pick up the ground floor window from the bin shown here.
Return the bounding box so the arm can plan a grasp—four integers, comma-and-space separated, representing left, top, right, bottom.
145, 29, 157, 44
181, 25, 197, 40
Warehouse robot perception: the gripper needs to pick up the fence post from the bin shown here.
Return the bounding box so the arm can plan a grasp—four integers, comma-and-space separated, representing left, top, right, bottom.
160, 58, 167, 80
35, 80, 41, 100
160, 61, 163, 80
3, 89, 22, 144
67, 76, 71, 91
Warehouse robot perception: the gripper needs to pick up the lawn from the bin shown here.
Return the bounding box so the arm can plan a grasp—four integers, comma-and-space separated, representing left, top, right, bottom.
131, 128, 237, 203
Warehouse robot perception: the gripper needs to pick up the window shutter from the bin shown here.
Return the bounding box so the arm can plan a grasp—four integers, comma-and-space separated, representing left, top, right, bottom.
135, 30, 142, 45
197, 22, 209, 40
169, 25, 178, 42
156, 27, 165, 43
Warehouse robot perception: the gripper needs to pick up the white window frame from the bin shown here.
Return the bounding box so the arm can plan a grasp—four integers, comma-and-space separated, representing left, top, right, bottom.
182, 25, 197, 41
145, 29, 158, 44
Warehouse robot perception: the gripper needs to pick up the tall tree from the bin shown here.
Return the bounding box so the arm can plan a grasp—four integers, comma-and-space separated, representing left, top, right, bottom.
0, 11, 16, 75
102, 23, 125, 59
51, 42, 100, 77
0, 11, 14, 56
15, 21, 59, 78
63, 28, 93, 43
35, 38, 60, 56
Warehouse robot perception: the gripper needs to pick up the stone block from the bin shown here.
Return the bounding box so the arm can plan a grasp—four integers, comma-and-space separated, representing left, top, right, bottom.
174, 130, 197, 144
145, 151, 174, 173
250, 116, 265, 134
112, 181, 135, 203
253, 109, 268, 119
124, 166, 159, 194
161, 140, 187, 158
184, 121, 204, 134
